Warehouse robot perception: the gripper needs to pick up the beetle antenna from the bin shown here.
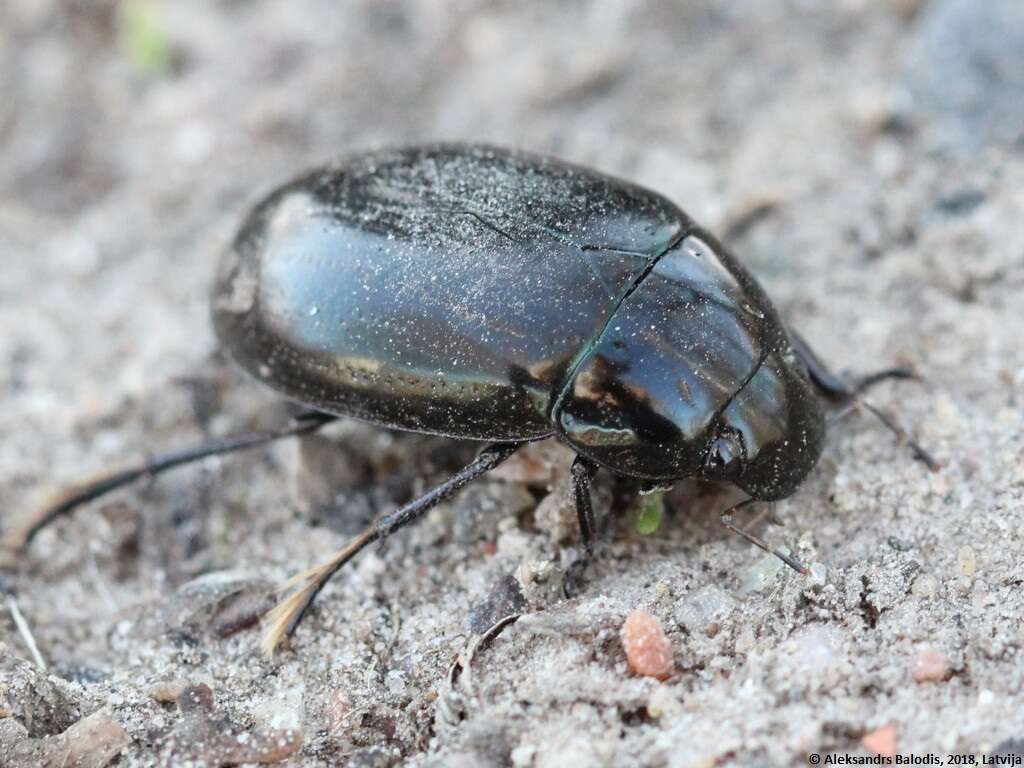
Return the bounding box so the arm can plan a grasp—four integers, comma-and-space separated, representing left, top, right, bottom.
858, 398, 941, 472
720, 498, 808, 574
851, 367, 919, 394
819, 363, 939, 472
9, 411, 337, 550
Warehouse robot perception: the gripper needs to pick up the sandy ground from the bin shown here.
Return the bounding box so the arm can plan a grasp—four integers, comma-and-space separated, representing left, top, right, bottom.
1, 1, 1023, 766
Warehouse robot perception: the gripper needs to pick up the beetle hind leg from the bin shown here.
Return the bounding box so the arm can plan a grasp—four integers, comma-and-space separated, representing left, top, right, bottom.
9, 410, 338, 551
262, 441, 524, 657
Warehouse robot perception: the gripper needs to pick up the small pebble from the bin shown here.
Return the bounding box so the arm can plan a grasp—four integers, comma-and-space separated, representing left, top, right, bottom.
621, 610, 674, 680
0, 709, 127, 767
862, 725, 897, 757
47, 708, 130, 768
675, 585, 736, 634
784, 625, 846, 678
532, 484, 577, 542
734, 626, 757, 655
646, 686, 682, 719
511, 744, 537, 767
149, 684, 186, 708
739, 548, 789, 593
326, 691, 351, 734
453, 481, 535, 544
912, 647, 952, 682
253, 684, 305, 731
386, 670, 408, 697
466, 573, 527, 633
489, 440, 575, 486
911, 574, 938, 598
957, 546, 977, 577
809, 562, 828, 587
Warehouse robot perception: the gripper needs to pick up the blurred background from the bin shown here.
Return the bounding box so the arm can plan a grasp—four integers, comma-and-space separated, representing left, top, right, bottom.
2, 0, 1021, 409
1, 1, 1022, 765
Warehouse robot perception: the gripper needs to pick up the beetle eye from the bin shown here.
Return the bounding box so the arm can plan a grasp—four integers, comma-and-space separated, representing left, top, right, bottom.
704, 430, 746, 481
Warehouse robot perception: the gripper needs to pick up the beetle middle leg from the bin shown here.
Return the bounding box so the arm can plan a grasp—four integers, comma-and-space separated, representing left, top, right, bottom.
261, 440, 524, 656
789, 330, 939, 470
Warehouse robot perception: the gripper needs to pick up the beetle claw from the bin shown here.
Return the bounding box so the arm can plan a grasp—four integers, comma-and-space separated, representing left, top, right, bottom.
562, 557, 590, 599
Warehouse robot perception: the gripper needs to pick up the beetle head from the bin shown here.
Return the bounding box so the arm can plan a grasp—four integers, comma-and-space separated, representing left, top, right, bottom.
699, 352, 825, 500
555, 346, 824, 500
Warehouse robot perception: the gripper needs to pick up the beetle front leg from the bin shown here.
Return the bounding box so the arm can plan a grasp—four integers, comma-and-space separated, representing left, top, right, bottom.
571, 456, 600, 556
563, 455, 599, 598
720, 498, 808, 574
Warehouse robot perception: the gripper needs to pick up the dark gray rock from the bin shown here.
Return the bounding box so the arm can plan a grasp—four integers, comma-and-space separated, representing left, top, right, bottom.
466, 573, 527, 633
0, 652, 86, 738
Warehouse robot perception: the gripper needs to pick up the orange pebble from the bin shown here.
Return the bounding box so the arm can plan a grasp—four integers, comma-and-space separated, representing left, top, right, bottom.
861, 725, 897, 757
621, 610, 674, 680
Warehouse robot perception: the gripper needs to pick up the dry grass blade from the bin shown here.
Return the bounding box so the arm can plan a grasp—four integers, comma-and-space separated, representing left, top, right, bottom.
261, 527, 376, 657
7, 597, 47, 669
461, 613, 520, 695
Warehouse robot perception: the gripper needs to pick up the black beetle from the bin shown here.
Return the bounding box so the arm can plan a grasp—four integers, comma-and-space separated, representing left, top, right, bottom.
19, 143, 935, 654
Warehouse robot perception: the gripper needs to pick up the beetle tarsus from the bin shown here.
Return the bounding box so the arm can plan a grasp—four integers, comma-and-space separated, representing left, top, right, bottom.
261, 441, 524, 657
851, 367, 919, 394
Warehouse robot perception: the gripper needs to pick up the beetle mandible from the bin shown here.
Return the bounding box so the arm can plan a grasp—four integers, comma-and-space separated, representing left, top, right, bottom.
20, 144, 935, 655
